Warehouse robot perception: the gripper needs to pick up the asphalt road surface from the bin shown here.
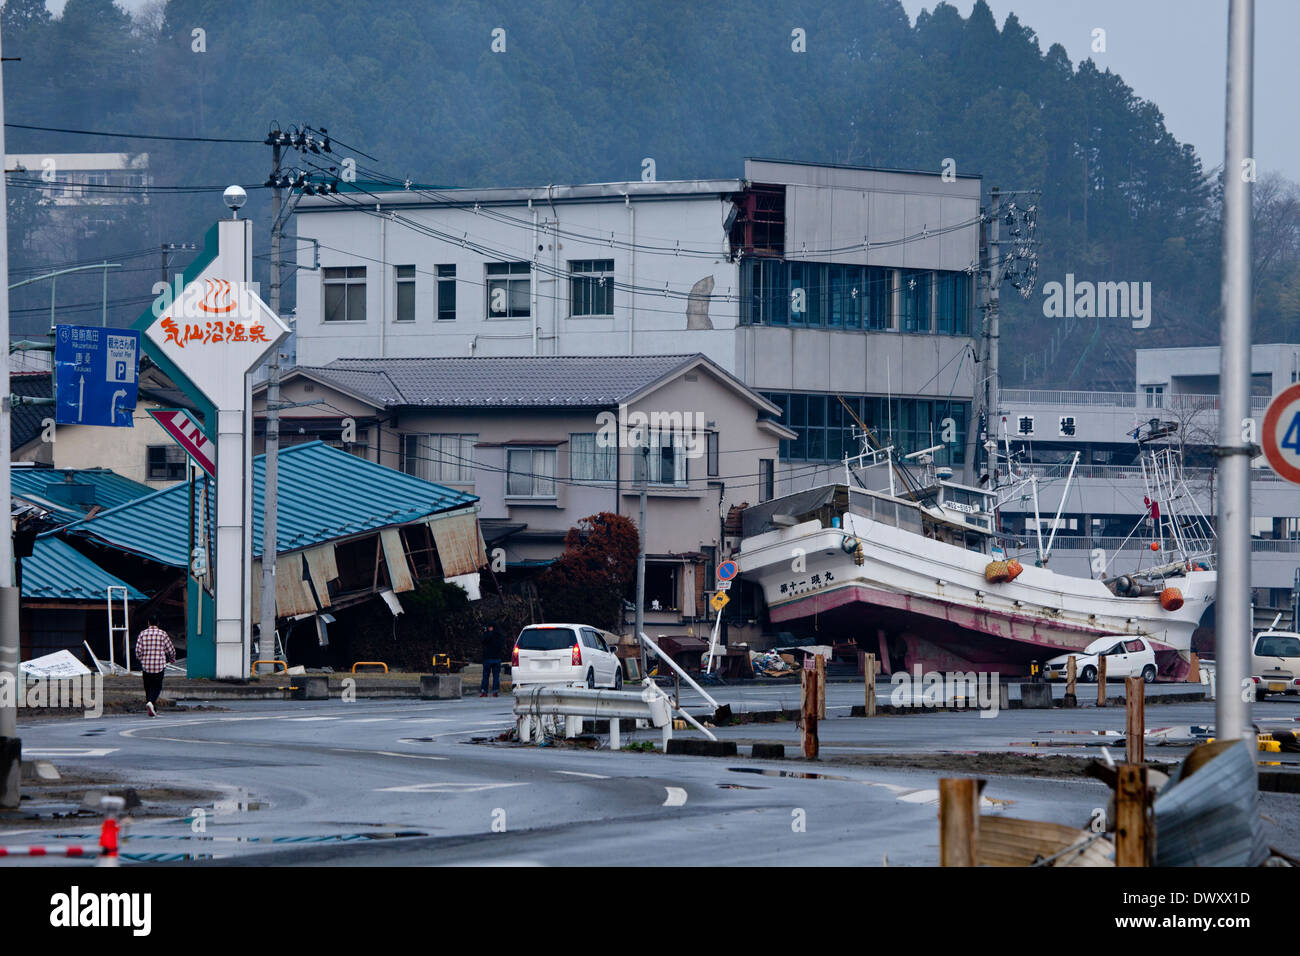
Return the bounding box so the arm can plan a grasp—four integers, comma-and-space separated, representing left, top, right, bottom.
4, 684, 1297, 866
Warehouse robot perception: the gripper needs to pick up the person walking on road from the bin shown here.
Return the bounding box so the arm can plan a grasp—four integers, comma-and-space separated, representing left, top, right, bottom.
135, 616, 176, 717
480, 621, 505, 697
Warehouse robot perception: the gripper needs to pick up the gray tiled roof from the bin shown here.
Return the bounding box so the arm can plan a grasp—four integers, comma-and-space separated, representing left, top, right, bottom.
312, 355, 702, 407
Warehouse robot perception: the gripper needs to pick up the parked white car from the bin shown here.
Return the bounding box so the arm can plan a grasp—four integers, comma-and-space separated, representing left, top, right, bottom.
1044, 635, 1157, 683
1251, 631, 1300, 701
511, 624, 624, 690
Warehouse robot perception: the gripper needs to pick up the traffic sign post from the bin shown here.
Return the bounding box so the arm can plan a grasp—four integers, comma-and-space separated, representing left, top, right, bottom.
1262, 383, 1300, 486
53, 326, 139, 427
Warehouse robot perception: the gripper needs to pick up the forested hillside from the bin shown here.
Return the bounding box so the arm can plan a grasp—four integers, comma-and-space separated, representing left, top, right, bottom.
4, 0, 1298, 387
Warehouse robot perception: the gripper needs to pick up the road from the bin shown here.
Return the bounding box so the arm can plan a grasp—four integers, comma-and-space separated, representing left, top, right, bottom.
3, 684, 1297, 866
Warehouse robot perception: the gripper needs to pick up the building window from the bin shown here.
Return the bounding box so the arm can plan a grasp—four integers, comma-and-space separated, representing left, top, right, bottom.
402, 433, 478, 483
707, 432, 719, 477
487, 261, 530, 318
936, 272, 971, 335
633, 432, 688, 486
1145, 386, 1164, 408
570, 432, 616, 482
323, 267, 366, 322
900, 270, 931, 333
395, 265, 415, 322
644, 563, 680, 612
506, 447, 556, 497
436, 265, 456, 321
569, 259, 614, 317
147, 444, 186, 481
741, 258, 787, 326
762, 392, 969, 466
759, 459, 774, 502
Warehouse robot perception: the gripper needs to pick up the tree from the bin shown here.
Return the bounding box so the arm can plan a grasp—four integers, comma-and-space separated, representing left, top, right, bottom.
537, 512, 640, 631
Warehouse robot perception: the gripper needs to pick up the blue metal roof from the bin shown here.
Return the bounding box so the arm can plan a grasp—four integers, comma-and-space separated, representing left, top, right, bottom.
22, 536, 146, 602
49, 441, 478, 567
11, 467, 154, 521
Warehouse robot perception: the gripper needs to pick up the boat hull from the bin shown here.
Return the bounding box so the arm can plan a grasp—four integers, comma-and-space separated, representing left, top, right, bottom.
739, 512, 1215, 679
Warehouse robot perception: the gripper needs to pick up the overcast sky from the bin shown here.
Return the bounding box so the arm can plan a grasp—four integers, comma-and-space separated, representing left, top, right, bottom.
46, 0, 1299, 183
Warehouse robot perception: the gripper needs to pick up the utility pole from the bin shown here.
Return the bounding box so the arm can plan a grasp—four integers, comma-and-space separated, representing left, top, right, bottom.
1216, 0, 1255, 743
985, 185, 1001, 459
0, 20, 22, 809
636, 444, 648, 678
258, 137, 283, 672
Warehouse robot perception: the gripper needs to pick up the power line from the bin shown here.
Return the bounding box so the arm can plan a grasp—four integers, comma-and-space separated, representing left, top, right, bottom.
4, 122, 262, 143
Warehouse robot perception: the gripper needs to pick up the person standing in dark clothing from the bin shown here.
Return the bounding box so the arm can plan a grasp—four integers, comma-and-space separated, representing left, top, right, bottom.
480, 622, 505, 697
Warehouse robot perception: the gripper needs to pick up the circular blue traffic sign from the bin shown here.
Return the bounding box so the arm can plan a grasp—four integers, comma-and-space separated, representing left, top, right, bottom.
717, 560, 739, 581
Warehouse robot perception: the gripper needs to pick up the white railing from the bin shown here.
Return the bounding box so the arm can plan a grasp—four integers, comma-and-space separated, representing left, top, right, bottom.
512, 684, 678, 747
1001, 389, 1271, 412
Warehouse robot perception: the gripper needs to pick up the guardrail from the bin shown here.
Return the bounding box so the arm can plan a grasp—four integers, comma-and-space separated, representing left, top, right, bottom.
251, 659, 288, 675
351, 661, 389, 674
513, 684, 682, 747
1001, 389, 1272, 412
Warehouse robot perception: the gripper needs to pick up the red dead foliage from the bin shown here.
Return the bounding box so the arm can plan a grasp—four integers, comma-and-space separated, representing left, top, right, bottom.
538, 512, 640, 631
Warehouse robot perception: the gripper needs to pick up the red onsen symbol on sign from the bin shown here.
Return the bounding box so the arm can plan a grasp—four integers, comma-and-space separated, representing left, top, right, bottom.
198, 278, 238, 314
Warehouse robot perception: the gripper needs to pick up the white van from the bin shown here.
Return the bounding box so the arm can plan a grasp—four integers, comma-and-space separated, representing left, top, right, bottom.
1251, 631, 1300, 701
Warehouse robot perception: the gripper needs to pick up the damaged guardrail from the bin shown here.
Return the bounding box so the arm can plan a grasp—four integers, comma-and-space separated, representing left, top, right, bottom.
513, 680, 718, 747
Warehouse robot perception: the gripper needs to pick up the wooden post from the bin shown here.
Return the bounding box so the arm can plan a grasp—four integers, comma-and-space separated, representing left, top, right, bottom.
939, 778, 981, 866
1065, 655, 1077, 707
816, 653, 826, 720
1188, 652, 1201, 684
864, 652, 877, 717
1125, 675, 1144, 765
1097, 654, 1107, 707
801, 664, 819, 759
1115, 763, 1153, 867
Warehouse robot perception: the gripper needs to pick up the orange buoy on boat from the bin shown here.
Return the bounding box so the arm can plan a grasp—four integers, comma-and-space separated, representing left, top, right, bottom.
1006, 559, 1024, 581
985, 560, 1011, 583
1160, 586, 1184, 611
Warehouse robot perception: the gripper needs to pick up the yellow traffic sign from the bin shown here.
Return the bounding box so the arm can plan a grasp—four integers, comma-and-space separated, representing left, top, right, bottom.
710, 591, 729, 612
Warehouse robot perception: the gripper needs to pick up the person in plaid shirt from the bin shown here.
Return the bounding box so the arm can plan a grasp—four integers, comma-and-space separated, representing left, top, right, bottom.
135, 616, 176, 717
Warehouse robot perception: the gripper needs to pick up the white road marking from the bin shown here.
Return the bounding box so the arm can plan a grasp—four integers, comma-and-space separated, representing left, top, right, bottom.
377, 782, 527, 794
282, 716, 340, 722
22, 748, 117, 758
341, 717, 397, 723
375, 751, 448, 761
663, 786, 688, 806
555, 771, 610, 779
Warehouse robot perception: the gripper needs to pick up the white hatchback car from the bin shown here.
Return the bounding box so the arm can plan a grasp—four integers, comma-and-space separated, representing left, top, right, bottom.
1044, 635, 1158, 683
511, 624, 624, 690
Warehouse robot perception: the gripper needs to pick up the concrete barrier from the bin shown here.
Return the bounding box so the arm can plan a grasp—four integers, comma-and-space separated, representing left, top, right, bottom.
751, 743, 785, 759
666, 739, 737, 757
420, 675, 461, 700
1018, 682, 1054, 709
293, 675, 329, 700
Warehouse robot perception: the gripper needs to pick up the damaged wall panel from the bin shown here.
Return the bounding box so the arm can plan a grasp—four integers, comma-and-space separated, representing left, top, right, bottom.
379, 527, 415, 593
303, 543, 340, 608
428, 512, 487, 578
275, 551, 317, 617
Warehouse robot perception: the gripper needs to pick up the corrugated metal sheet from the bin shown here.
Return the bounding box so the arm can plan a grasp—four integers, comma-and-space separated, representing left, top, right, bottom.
21, 537, 146, 602
428, 512, 487, 577
48, 442, 478, 568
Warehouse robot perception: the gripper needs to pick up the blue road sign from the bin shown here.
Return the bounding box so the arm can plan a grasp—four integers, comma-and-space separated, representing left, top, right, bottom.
54, 325, 140, 427
717, 560, 739, 581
